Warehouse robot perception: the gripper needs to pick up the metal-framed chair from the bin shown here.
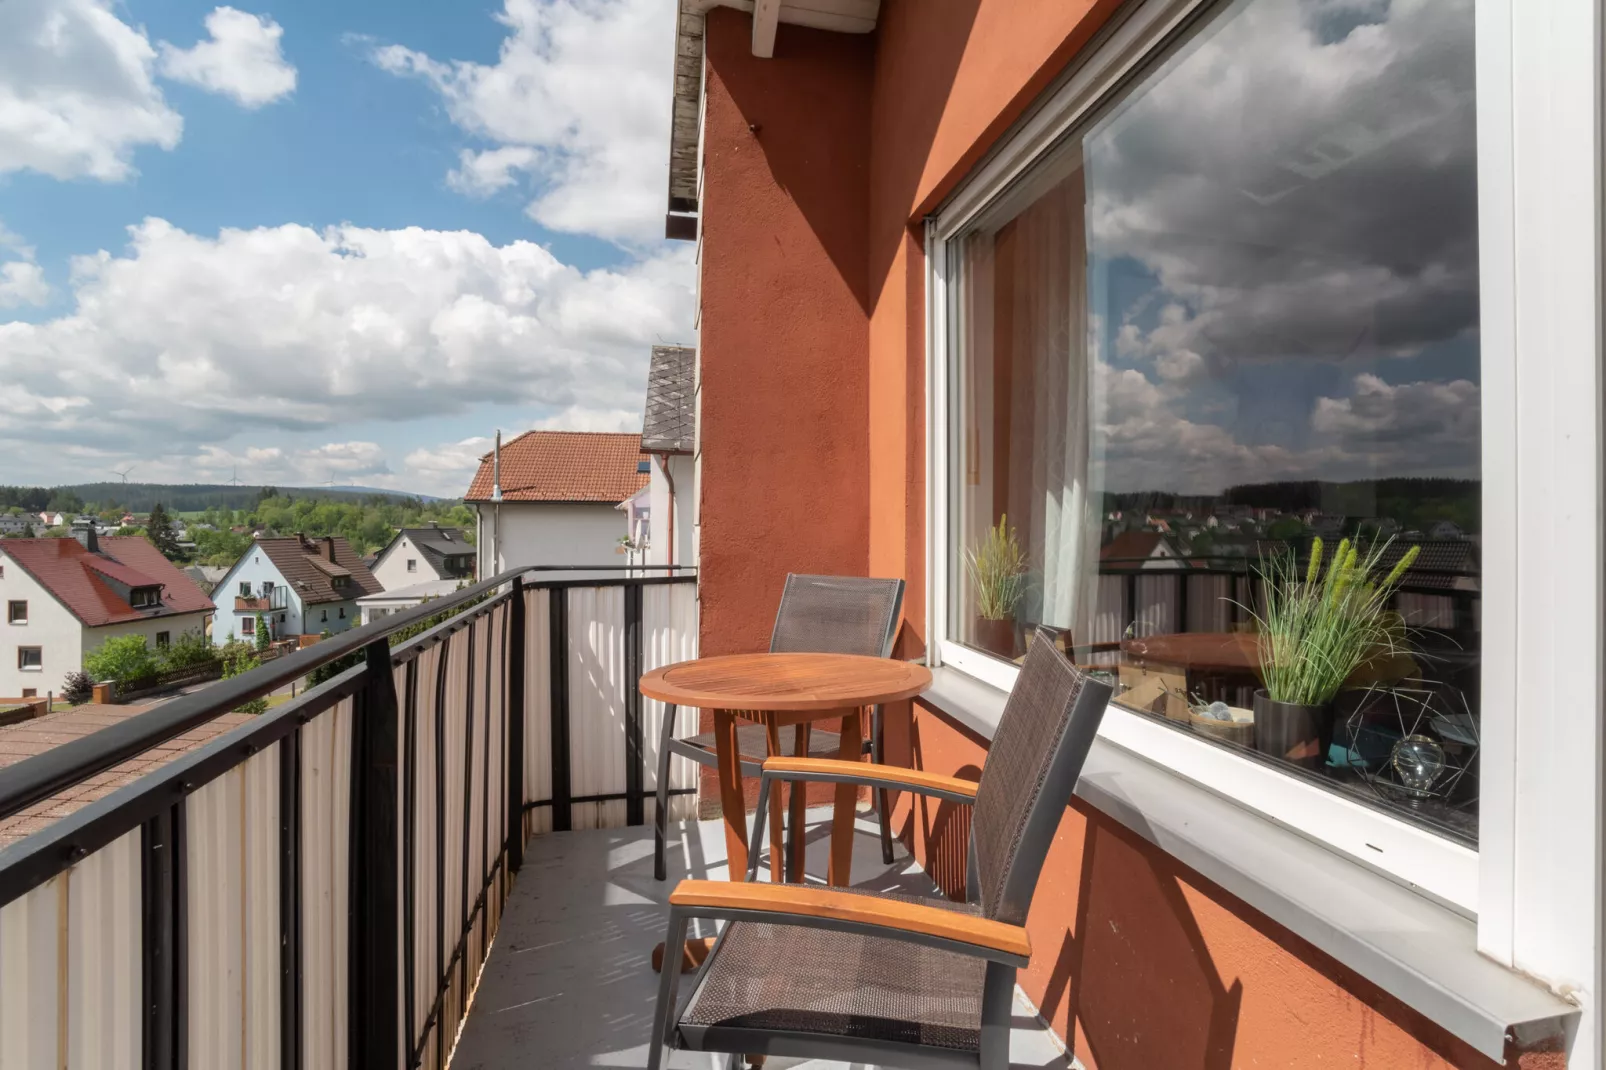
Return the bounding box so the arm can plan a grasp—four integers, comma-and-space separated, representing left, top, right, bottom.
647, 634, 1112, 1070
653, 574, 906, 881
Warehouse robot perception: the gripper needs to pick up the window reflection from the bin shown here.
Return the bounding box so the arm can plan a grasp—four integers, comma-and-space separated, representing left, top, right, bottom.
951, 0, 1479, 842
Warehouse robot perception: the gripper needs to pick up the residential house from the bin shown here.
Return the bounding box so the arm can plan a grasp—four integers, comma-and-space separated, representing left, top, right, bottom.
466, 430, 649, 575
0, 530, 213, 696
656, 1, 1598, 1066
369, 525, 475, 591
0, 516, 32, 537
356, 578, 460, 626
210, 534, 381, 647
637, 343, 698, 570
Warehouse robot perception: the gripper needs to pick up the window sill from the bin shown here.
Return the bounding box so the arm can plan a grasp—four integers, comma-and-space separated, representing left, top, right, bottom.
919, 666, 1577, 1062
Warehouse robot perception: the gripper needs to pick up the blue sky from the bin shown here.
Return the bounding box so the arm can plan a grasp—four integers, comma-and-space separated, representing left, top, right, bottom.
0, 0, 694, 495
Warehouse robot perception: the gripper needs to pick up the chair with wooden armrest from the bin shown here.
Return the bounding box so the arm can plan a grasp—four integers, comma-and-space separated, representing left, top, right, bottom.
647, 635, 1112, 1070
653, 574, 906, 881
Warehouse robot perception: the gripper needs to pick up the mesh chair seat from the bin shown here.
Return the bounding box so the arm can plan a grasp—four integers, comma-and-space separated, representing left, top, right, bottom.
678, 891, 986, 1052
677, 722, 849, 763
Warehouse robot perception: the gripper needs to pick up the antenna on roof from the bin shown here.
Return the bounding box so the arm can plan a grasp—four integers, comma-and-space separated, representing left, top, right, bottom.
492, 430, 503, 503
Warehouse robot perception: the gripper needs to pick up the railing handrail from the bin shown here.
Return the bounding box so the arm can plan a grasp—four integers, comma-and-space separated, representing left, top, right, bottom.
0, 564, 696, 824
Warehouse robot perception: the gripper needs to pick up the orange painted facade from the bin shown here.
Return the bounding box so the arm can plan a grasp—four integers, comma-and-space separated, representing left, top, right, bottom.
692, 2, 1522, 1066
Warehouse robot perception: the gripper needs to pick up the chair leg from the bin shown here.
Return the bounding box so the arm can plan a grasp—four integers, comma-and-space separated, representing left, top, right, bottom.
654, 703, 678, 882
979, 962, 1017, 1070
747, 774, 772, 882
871, 704, 894, 865
648, 911, 690, 1070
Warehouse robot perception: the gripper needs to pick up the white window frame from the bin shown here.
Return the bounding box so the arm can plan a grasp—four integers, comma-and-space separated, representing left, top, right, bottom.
16, 646, 41, 672
6, 600, 26, 625
923, 0, 1547, 918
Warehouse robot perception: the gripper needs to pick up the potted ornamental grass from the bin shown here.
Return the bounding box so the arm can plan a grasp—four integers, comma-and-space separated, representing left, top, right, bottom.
967, 515, 1028, 658
1250, 536, 1419, 769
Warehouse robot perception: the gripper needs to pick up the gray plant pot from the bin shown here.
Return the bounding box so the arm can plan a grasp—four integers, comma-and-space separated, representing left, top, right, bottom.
1252, 690, 1333, 770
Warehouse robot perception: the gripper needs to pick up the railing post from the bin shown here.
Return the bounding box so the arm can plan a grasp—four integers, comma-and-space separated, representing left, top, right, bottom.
506, 577, 526, 874
349, 638, 399, 1070
549, 589, 572, 832
141, 802, 186, 1070
624, 582, 645, 827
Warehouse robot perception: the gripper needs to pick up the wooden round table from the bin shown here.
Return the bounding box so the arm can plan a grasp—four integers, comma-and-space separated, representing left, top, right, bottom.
640, 652, 932, 888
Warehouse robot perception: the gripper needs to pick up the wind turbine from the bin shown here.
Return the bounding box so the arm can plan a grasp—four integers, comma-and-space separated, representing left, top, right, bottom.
226, 467, 244, 487
111, 466, 135, 484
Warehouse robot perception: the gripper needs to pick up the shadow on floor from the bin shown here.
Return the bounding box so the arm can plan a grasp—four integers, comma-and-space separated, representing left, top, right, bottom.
450, 812, 1079, 1070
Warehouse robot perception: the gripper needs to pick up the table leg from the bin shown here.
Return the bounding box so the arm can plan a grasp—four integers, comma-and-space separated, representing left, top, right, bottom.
826, 708, 864, 887
764, 720, 784, 883
714, 710, 748, 881
787, 722, 809, 882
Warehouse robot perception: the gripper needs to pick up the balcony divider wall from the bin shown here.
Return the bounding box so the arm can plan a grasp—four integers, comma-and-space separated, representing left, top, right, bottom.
0, 567, 698, 1070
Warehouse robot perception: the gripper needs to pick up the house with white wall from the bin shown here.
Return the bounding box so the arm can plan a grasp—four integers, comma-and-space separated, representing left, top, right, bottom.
638, 344, 698, 570
0, 532, 214, 697
467, 430, 650, 575
211, 534, 382, 647
369, 526, 475, 591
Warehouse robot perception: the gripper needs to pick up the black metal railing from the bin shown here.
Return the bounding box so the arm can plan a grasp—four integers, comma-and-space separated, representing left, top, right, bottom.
0, 564, 698, 1070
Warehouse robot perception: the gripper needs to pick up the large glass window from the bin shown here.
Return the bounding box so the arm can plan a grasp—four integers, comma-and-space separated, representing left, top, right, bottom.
949, 0, 1479, 842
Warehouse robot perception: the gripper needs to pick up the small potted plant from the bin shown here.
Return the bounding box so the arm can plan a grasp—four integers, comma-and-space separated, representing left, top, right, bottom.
1250, 537, 1419, 769
967, 515, 1028, 657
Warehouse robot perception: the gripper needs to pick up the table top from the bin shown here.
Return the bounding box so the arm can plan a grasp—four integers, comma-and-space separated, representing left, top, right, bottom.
639, 652, 932, 711
1121, 632, 1261, 673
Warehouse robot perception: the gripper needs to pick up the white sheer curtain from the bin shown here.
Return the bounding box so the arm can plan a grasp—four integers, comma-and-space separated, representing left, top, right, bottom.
959, 150, 1098, 639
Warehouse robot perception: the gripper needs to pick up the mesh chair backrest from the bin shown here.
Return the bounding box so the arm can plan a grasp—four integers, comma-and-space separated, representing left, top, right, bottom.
768, 574, 905, 658
970, 634, 1112, 924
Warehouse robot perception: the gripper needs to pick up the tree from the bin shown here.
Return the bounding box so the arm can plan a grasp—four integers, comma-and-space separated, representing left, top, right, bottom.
61, 671, 94, 706
83, 634, 158, 684
255, 614, 271, 652
147, 502, 181, 559
220, 641, 269, 714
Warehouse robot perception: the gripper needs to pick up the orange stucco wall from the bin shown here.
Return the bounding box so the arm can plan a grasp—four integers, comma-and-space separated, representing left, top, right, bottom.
882, 699, 1504, 1069
692, 2, 1520, 1065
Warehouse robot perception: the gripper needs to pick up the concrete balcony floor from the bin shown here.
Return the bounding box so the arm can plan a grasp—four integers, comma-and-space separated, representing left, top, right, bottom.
452, 810, 1075, 1070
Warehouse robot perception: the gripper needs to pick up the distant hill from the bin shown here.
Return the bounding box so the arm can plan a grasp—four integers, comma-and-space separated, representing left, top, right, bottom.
14, 482, 447, 512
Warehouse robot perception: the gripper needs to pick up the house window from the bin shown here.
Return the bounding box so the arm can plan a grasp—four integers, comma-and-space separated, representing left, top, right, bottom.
934, 0, 1480, 886
20, 689, 34, 699
156, 631, 170, 649
7, 601, 25, 624
17, 647, 41, 671
130, 587, 160, 609
338, 607, 345, 619
321, 610, 328, 622
407, 559, 417, 572
239, 581, 251, 598
240, 616, 254, 634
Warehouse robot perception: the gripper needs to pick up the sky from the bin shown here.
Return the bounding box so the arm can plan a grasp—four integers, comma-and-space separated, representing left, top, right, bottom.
0, 0, 695, 496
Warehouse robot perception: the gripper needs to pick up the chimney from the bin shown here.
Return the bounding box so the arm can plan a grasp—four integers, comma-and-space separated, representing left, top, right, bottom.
323, 536, 337, 562
75, 526, 99, 553
492, 430, 503, 503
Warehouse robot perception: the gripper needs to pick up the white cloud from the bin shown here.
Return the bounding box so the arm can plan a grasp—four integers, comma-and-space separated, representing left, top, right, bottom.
447, 146, 541, 197
0, 262, 50, 308
159, 7, 297, 108
402, 436, 492, 495
0, 0, 183, 180
0, 217, 695, 481
372, 0, 676, 243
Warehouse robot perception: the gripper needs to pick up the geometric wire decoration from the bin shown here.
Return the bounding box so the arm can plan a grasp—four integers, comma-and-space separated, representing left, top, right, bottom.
1338, 681, 1479, 830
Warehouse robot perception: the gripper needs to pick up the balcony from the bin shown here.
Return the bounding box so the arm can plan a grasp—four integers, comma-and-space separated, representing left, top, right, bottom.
236, 587, 291, 613
3, 565, 1058, 1069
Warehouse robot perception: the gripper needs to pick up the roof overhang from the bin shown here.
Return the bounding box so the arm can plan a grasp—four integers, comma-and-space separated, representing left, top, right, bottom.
666, 0, 880, 239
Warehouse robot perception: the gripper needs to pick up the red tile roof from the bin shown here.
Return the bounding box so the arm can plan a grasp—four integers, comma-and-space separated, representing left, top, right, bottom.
1100, 531, 1175, 563
464, 430, 650, 503
1, 537, 215, 626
